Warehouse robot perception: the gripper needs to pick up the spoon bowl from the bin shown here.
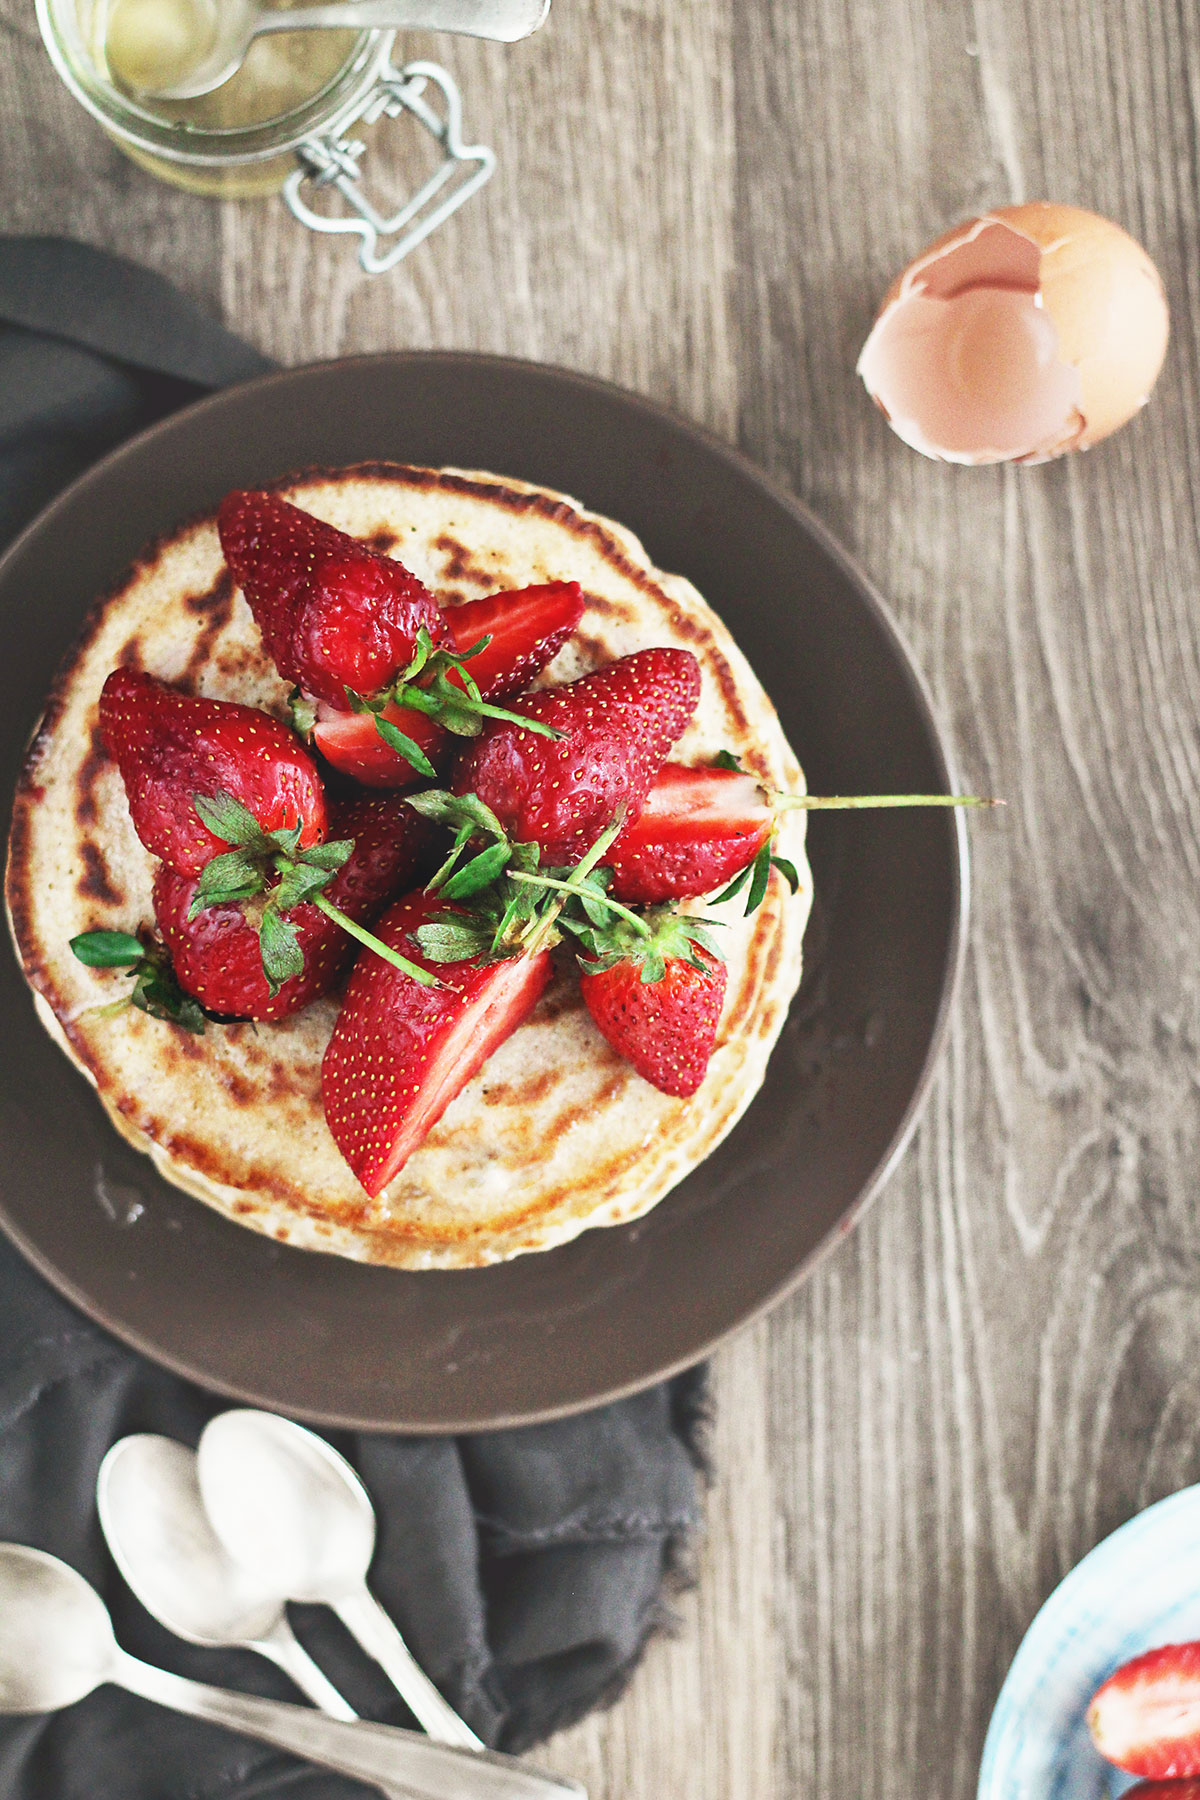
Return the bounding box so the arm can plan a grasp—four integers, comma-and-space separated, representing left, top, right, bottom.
99, 1437, 283, 1645
198, 1409, 482, 1748
0, 1544, 113, 1714
197, 1411, 374, 1604
110, 0, 551, 102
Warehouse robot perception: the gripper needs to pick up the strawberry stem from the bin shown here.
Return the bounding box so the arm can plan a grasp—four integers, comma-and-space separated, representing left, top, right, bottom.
508, 869, 652, 937
522, 812, 629, 956
775, 793, 1003, 810
310, 893, 441, 988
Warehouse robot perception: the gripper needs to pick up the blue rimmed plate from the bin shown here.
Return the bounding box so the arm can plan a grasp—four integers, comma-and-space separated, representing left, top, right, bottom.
979, 1484, 1200, 1800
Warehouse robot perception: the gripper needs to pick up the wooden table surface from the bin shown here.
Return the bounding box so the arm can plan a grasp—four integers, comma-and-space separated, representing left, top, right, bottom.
5, 1, 1199, 1793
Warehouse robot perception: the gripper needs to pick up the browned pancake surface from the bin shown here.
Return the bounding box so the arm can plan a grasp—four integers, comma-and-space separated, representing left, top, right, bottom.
6, 465, 810, 1267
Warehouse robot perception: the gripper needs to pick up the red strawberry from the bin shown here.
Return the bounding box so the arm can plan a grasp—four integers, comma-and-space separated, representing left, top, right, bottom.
606, 762, 773, 901
311, 703, 446, 790
322, 892, 554, 1195
217, 490, 445, 708
447, 581, 584, 697
99, 667, 327, 877
1089, 1644, 1200, 1778
580, 936, 727, 1098
451, 648, 701, 864
311, 581, 584, 788
153, 795, 433, 1020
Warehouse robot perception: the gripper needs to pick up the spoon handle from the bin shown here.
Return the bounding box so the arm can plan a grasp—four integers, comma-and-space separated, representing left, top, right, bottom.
112, 1648, 585, 1798
335, 1589, 483, 1749
257, 1617, 358, 1721
251, 0, 549, 42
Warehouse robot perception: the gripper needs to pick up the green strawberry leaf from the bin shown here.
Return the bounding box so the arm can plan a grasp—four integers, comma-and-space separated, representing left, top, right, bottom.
131, 956, 206, 1033
374, 715, 439, 780
272, 859, 335, 914
258, 908, 305, 994
296, 838, 354, 873
70, 929, 146, 967
638, 946, 667, 985
712, 862, 754, 905
438, 840, 513, 902
193, 789, 266, 848
771, 853, 800, 893
743, 842, 772, 916
189, 850, 268, 917
712, 749, 746, 773
413, 918, 493, 963
265, 823, 303, 857
288, 689, 318, 737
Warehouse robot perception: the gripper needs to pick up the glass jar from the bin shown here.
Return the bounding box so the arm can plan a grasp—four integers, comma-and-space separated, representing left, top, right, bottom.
36, 0, 496, 268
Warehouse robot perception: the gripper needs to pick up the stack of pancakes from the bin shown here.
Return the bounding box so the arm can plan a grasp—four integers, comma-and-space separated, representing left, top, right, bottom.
5, 465, 811, 1268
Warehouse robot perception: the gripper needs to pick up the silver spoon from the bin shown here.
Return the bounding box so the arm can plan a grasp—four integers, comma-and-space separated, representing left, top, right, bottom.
0, 1544, 585, 1798
197, 1410, 482, 1750
97, 1436, 356, 1718
109, 0, 550, 102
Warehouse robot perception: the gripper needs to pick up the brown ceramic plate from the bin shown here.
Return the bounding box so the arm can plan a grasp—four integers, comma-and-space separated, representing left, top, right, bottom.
0, 354, 966, 1431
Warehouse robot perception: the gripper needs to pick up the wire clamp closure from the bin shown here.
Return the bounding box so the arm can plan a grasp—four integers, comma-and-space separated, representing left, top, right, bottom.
284, 60, 495, 273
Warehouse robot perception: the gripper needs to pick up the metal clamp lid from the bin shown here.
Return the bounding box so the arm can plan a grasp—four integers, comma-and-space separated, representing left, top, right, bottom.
283, 59, 495, 274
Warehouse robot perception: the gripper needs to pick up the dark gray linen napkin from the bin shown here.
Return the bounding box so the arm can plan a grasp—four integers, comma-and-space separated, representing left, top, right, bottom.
0, 236, 707, 1799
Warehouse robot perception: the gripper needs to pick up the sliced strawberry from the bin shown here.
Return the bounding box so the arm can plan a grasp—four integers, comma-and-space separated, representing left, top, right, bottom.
153, 794, 433, 1021
310, 582, 585, 788
451, 647, 701, 864
312, 702, 447, 789
606, 762, 774, 901
580, 937, 727, 1098
447, 581, 584, 697
1089, 1644, 1200, 1778
1124, 1785, 1200, 1797
99, 667, 327, 877
322, 892, 554, 1195
218, 490, 445, 708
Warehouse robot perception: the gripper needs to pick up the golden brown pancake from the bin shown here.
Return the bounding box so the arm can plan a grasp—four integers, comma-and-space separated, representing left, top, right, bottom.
5, 465, 811, 1268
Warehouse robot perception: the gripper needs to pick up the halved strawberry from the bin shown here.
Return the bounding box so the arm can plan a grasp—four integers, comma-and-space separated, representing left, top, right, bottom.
310, 581, 585, 787
153, 795, 434, 1021
577, 916, 727, 1098
322, 892, 555, 1194
1089, 1644, 1200, 1778
606, 762, 774, 901
99, 667, 327, 877
451, 647, 701, 864
217, 490, 445, 708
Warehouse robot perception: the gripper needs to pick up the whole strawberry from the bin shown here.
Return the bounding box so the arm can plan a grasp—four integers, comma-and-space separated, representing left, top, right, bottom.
451, 647, 701, 864
1089, 1643, 1200, 1779
577, 913, 727, 1098
322, 891, 555, 1194
218, 490, 445, 708
99, 667, 327, 876
153, 795, 433, 1020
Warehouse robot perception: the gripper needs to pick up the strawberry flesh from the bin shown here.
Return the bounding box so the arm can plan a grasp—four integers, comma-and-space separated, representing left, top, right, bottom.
322, 893, 555, 1195
99, 667, 327, 877
452, 647, 701, 864
1089, 1644, 1200, 1779
580, 944, 727, 1098
312, 702, 446, 790
153, 795, 433, 1021
1124, 1786, 1200, 1798
311, 581, 585, 788
606, 762, 773, 901
218, 490, 445, 708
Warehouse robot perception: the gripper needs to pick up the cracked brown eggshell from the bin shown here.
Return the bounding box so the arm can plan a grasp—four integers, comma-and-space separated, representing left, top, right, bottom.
857, 202, 1169, 464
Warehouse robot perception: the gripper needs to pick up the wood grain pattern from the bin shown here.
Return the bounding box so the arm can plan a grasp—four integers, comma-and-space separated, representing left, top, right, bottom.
4, 0, 1200, 1792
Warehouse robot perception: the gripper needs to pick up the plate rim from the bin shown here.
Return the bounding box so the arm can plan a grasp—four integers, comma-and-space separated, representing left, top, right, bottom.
0, 350, 969, 1429
977, 1482, 1200, 1799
